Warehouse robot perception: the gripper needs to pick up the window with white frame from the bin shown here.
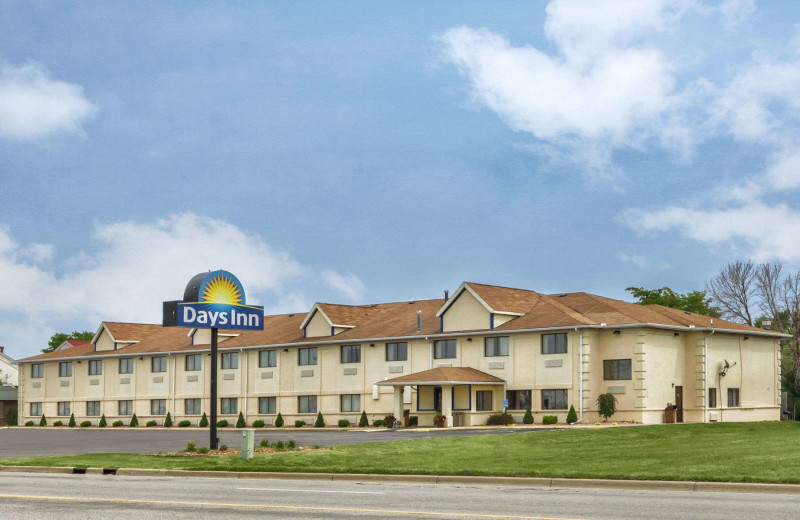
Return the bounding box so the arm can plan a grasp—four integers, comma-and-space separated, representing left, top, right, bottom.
221, 398, 237, 415
484, 337, 509, 357
259, 396, 276, 414
298, 395, 317, 414
340, 394, 360, 413
259, 350, 277, 368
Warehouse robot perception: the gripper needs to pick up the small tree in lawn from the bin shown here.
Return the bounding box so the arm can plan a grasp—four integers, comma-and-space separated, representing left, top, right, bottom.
68, 413, 76, 427
39, 414, 47, 427
523, 406, 534, 424
98, 414, 107, 427
274, 413, 284, 427
566, 405, 578, 424
596, 393, 617, 422
130, 413, 139, 428
199, 412, 209, 427
164, 412, 172, 428
358, 410, 368, 427
236, 411, 246, 428
314, 412, 325, 428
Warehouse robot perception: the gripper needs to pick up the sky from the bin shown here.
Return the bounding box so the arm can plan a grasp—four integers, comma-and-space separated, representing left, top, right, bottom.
1, 0, 800, 358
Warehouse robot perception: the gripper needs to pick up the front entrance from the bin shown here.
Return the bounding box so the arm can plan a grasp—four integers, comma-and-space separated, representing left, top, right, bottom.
675, 386, 684, 423
433, 387, 442, 412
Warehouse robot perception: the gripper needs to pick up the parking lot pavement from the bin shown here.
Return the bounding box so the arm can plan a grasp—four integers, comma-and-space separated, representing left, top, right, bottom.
0, 426, 529, 459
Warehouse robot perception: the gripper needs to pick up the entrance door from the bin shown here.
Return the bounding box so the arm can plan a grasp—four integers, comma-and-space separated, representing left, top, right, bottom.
675, 386, 684, 423
433, 387, 442, 412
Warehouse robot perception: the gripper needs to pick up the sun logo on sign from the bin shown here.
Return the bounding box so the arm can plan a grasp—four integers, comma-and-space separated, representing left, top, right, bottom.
200, 273, 243, 306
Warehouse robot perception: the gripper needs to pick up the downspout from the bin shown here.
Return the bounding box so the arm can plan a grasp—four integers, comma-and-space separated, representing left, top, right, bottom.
426, 337, 432, 369
170, 353, 175, 420
704, 330, 715, 423
575, 327, 584, 423
241, 348, 247, 422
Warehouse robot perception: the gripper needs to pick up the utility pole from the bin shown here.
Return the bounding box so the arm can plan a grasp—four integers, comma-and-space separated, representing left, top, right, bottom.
210, 327, 218, 450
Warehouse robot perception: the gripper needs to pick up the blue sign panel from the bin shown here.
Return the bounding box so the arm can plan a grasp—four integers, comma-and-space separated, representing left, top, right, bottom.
503, 399, 509, 408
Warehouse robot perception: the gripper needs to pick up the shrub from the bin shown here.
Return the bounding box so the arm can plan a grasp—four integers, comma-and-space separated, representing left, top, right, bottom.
372, 419, 385, 427
80, 420, 92, 428
274, 413, 284, 427
597, 393, 617, 421
98, 414, 107, 427
294, 420, 306, 428
198, 447, 209, 454
523, 407, 534, 424
112, 420, 124, 427
486, 412, 514, 426
39, 414, 47, 427
260, 439, 269, 448
338, 419, 350, 428
358, 411, 368, 427
274, 441, 285, 451
566, 405, 578, 424
129, 413, 139, 428
53, 420, 63, 427
5, 407, 17, 426
178, 420, 191, 427
68, 413, 76, 427
252, 419, 265, 428
383, 415, 396, 428
314, 412, 325, 428
164, 412, 173, 428
311, 444, 320, 450
199, 412, 209, 427
186, 441, 196, 452
146, 420, 158, 427
219, 444, 228, 452
24, 420, 34, 427
409, 416, 418, 427
216, 419, 229, 428
236, 412, 246, 428
287, 440, 297, 450
543, 415, 558, 425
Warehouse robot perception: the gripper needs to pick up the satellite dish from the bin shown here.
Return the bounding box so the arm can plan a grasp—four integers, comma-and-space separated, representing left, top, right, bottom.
724, 359, 730, 369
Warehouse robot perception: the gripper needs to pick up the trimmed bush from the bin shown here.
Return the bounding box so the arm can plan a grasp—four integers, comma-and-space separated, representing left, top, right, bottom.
199, 412, 209, 427
80, 420, 92, 428
358, 411, 368, 427
129, 413, 139, 428
372, 419, 385, 427
112, 420, 124, 427
523, 407, 534, 424
294, 420, 306, 428
178, 420, 191, 427
53, 420, 63, 426
252, 419, 265, 428
409, 416, 418, 427
198, 447, 209, 454
24, 420, 34, 427
236, 412, 246, 428
566, 405, 578, 424
597, 393, 618, 421
164, 412, 173, 428
287, 440, 297, 450
314, 412, 325, 428
39, 414, 47, 427
186, 441, 196, 452
216, 419, 229, 428
274, 441, 285, 451
486, 412, 514, 426
542, 415, 558, 425
68, 413, 76, 427
5, 407, 17, 426
274, 413, 284, 427
146, 420, 158, 427
219, 445, 228, 452
98, 414, 107, 427
260, 439, 269, 447
338, 419, 350, 428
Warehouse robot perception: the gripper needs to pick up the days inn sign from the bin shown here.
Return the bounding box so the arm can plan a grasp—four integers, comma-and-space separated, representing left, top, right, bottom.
163, 270, 264, 331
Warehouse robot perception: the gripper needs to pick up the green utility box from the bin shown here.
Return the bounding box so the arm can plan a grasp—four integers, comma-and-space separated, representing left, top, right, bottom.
241, 428, 254, 460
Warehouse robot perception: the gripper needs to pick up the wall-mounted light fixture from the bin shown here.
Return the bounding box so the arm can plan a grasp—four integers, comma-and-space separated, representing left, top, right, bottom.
283, 348, 289, 352
467, 338, 473, 342
369, 343, 375, 347
613, 330, 621, 335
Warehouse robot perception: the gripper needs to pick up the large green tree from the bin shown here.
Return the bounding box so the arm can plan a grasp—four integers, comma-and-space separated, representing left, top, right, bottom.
626, 287, 721, 317
42, 331, 95, 354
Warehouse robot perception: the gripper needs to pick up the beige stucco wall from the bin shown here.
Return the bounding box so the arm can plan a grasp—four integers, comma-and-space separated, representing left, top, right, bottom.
305, 310, 332, 338
442, 290, 490, 332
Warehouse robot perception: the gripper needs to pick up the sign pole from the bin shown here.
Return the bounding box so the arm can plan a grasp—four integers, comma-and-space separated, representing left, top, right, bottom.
210, 327, 218, 450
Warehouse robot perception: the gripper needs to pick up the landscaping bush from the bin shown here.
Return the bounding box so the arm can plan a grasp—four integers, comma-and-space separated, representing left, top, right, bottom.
24, 420, 34, 427
39, 414, 47, 427
186, 441, 196, 452
274, 441, 285, 451
409, 416, 418, 427
597, 393, 617, 421
260, 439, 269, 448
252, 419, 265, 428
294, 420, 306, 428
216, 419, 229, 428
129, 413, 139, 428
372, 419, 385, 427
219, 445, 228, 452
274, 413, 284, 427
178, 420, 191, 427
198, 447, 209, 454
314, 412, 325, 428
112, 420, 124, 427
164, 412, 173, 428
236, 411, 246, 428
199, 412, 209, 427
566, 405, 578, 424
53, 420, 63, 427
98, 414, 107, 427
486, 412, 514, 426
68, 413, 76, 427
146, 420, 158, 427
358, 410, 368, 427
338, 419, 350, 427
80, 420, 92, 428
287, 440, 297, 450
542, 415, 558, 425
5, 407, 17, 426
523, 406, 534, 424
383, 415, 396, 428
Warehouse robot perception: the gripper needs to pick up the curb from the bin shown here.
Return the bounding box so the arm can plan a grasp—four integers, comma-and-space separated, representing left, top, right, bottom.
2, 465, 800, 495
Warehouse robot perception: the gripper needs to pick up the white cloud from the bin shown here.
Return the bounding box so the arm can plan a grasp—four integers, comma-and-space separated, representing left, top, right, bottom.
322, 270, 365, 302
718, 0, 756, 31
0, 62, 96, 141
619, 252, 671, 270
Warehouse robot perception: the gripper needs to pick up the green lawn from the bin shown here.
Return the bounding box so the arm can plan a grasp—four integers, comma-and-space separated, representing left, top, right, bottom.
3, 422, 800, 483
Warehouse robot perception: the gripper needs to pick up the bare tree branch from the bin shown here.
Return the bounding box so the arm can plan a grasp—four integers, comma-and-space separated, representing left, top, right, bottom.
706, 260, 757, 326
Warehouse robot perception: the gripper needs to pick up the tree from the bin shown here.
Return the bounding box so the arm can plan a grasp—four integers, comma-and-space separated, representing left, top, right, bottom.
39, 414, 47, 427
626, 287, 720, 317
164, 412, 172, 428
274, 413, 284, 427
129, 413, 138, 428
566, 405, 578, 424
68, 413, 76, 427
199, 412, 209, 427
314, 412, 325, 428
98, 414, 107, 427
236, 412, 246, 428
4, 407, 17, 426
523, 406, 534, 424
706, 261, 757, 325
358, 410, 368, 427
596, 393, 617, 421
42, 331, 95, 354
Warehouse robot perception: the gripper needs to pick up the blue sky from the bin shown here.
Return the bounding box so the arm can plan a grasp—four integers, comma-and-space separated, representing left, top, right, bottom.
1, 1, 799, 357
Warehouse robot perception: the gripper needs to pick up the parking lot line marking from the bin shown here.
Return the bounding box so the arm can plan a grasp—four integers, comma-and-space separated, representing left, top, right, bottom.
0, 492, 582, 519
237, 486, 384, 494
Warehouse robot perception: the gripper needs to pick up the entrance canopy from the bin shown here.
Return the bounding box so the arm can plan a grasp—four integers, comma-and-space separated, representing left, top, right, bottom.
376, 366, 505, 387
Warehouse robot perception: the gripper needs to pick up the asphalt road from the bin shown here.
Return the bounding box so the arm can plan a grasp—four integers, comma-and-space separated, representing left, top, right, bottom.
0, 472, 797, 519
0, 427, 530, 459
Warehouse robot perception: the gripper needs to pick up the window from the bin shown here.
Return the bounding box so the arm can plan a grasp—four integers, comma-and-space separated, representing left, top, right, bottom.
31, 364, 44, 378
30, 402, 42, 416
185, 398, 201, 415
185, 354, 202, 371
603, 359, 632, 380
221, 398, 238, 415
57, 402, 70, 416
118, 400, 133, 416
341, 394, 360, 413
89, 360, 103, 376
298, 395, 317, 414
484, 337, 509, 357
298, 347, 317, 366
542, 389, 568, 410
151, 356, 167, 373
86, 401, 101, 417
259, 396, 276, 414
542, 333, 568, 354
221, 352, 238, 370
727, 388, 740, 407
434, 339, 457, 359
708, 388, 717, 408
59, 362, 72, 377
341, 345, 361, 364
259, 350, 277, 368
386, 342, 408, 361
506, 390, 532, 410
151, 399, 166, 415
119, 358, 134, 374
476, 391, 493, 411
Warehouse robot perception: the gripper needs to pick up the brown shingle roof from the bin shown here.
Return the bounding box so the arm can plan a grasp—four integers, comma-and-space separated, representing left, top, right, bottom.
377, 367, 505, 385
464, 282, 542, 314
